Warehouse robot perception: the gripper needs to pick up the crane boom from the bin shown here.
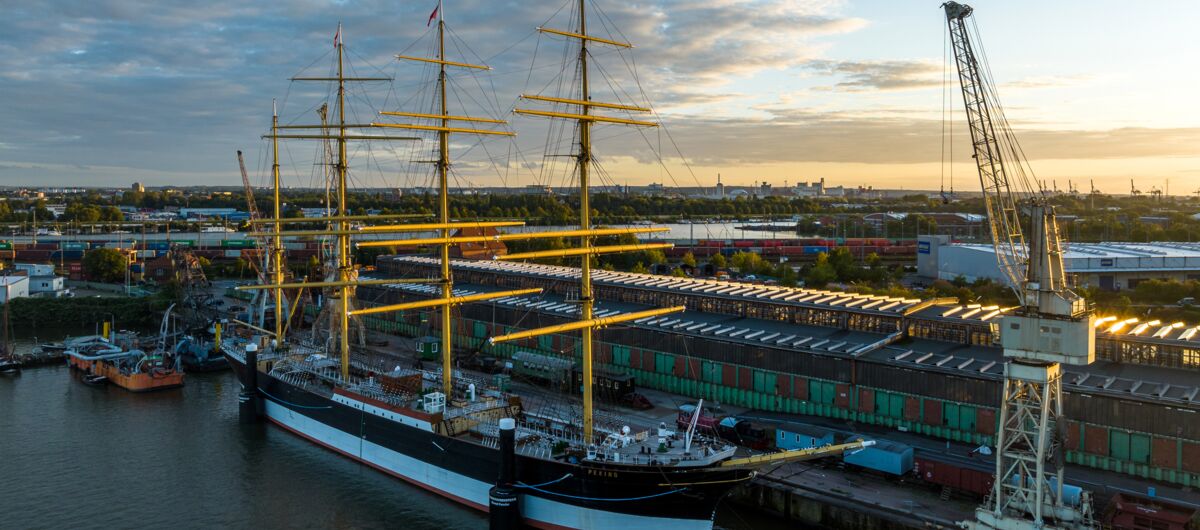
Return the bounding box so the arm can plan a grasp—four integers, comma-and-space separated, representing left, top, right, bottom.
944, 1, 1028, 298
237, 150, 260, 221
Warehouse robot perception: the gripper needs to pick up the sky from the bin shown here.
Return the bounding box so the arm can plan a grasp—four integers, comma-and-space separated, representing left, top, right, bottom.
1, 0, 1197, 194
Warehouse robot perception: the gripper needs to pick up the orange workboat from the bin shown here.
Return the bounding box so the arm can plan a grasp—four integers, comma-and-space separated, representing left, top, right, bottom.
65, 332, 184, 392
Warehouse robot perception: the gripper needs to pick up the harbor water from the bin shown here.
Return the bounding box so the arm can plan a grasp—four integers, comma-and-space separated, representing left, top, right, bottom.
0, 341, 779, 529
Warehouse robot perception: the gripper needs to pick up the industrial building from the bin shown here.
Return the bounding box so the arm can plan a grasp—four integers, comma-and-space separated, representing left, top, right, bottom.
361, 255, 1200, 491
919, 235, 1200, 290
11, 264, 68, 297
0, 275, 29, 302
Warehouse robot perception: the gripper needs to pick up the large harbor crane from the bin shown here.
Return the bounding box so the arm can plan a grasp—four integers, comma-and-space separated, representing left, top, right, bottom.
942, 3, 1096, 529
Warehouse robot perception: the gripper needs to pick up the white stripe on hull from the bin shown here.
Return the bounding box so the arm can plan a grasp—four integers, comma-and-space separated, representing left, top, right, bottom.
263, 401, 714, 530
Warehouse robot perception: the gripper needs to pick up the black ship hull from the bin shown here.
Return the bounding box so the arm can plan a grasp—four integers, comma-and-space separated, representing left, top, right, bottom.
227, 354, 751, 530
181, 356, 230, 373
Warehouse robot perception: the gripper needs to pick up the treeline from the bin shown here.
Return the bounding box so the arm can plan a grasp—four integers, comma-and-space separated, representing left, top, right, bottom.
7, 295, 171, 328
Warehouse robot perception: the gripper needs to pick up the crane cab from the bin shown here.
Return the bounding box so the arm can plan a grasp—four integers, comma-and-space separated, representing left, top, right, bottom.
999, 313, 1096, 366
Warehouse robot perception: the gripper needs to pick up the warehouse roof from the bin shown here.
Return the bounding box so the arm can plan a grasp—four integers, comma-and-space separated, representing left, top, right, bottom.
949, 242, 1200, 259
388, 256, 929, 316
362, 276, 1200, 408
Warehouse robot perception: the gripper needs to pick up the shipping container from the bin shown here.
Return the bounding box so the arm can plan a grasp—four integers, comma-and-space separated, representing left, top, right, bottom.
843, 439, 913, 476
776, 423, 835, 450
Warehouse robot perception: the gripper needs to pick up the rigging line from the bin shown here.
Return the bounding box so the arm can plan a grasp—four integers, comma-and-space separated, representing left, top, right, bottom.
941, 18, 947, 197
289, 46, 335, 82
346, 44, 396, 80
611, 49, 704, 190
970, 17, 1036, 198
483, 28, 539, 66
589, 0, 634, 48
948, 23, 953, 196
392, 23, 436, 59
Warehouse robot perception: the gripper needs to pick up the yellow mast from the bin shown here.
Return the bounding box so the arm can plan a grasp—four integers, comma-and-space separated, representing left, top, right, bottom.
272, 100, 284, 343
437, 1, 453, 399
260, 25, 431, 380
499, 0, 666, 445
336, 25, 352, 381
577, 0, 596, 442
379, 2, 515, 399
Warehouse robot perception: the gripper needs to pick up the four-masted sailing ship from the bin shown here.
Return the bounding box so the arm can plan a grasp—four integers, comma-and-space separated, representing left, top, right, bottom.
223, 3, 860, 528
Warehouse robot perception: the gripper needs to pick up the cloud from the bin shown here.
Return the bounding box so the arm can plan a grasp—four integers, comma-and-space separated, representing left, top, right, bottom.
0, 0, 873, 187
0, 1, 1193, 189
593, 108, 1200, 167
805, 59, 941, 91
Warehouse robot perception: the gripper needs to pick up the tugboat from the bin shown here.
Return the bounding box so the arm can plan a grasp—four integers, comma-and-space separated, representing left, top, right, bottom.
176, 331, 230, 372
224, 7, 866, 529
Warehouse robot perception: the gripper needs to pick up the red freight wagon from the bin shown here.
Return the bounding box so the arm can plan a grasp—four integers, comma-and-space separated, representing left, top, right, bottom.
913, 454, 994, 499
1102, 493, 1199, 530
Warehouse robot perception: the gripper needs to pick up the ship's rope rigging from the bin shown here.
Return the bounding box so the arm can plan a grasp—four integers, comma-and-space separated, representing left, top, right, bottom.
508, 0, 710, 228
941, 16, 954, 203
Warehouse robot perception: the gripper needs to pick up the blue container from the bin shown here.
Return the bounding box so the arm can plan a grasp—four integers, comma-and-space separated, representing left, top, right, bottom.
843, 439, 913, 476
1008, 475, 1082, 506
777, 423, 835, 450
803, 246, 827, 255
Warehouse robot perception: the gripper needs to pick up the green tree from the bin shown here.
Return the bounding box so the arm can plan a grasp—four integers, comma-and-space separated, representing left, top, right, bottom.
630, 262, 649, 274
827, 247, 856, 282
681, 251, 697, 268
776, 263, 799, 287
157, 279, 185, 303
709, 253, 727, 268
63, 204, 101, 223
730, 251, 765, 273
644, 249, 667, 265
83, 248, 127, 283
100, 206, 124, 222
804, 252, 838, 287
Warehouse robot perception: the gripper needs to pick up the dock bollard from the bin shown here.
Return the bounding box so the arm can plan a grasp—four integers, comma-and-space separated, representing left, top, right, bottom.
238, 343, 260, 424
489, 417, 520, 529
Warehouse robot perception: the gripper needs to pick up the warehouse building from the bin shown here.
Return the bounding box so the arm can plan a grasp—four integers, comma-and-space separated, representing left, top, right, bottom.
918, 236, 1200, 291
358, 255, 1200, 490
